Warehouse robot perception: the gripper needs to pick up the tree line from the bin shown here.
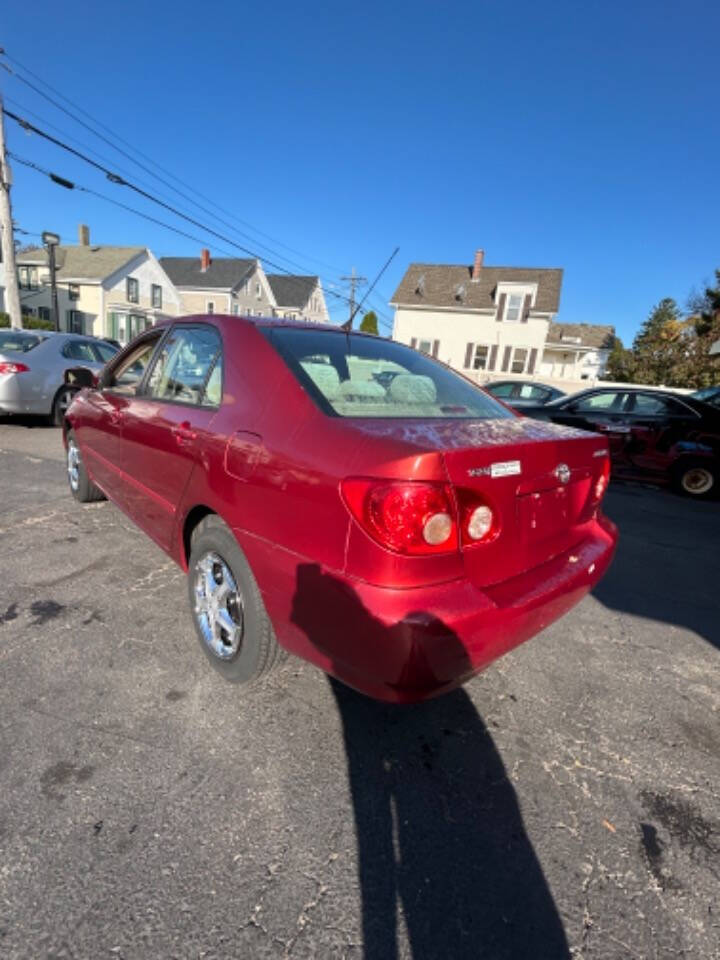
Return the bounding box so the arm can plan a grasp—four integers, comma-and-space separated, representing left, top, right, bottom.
606, 270, 720, 387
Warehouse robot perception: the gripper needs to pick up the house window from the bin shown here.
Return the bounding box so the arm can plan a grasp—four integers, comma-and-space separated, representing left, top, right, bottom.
511, 347, 528, 374
18, 266, 39, 290
207, 301, 215, 314
418, 339, 432, 355
68, 284, 80, 301
472, 345, 490, 370
505, 294, 523, 322
244, 279, 250, 295
127, 277, 139, 303
151, 284, 162, 309
232, 304, 239, 315
255, 281, 262, 299
38, 307, 51, 323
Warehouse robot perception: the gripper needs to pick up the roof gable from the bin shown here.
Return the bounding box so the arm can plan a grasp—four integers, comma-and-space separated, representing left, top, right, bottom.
547, 322, 615, 349
390, 262, 563, 313
266, 275, 318, 309
17, 245, 145, 281
159, 256, 256, 289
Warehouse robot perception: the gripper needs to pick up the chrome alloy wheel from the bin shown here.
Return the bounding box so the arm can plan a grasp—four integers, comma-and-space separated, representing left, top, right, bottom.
67, 439, 81, 491
681, 467, 714, 496
193, 552, 244, 660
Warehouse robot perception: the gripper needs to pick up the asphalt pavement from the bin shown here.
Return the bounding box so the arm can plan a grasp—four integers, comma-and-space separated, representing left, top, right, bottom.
0, 418, 718, 960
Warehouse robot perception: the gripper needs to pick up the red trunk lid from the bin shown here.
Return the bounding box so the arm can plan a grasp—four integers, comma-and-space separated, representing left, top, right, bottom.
438, 418, 608, 586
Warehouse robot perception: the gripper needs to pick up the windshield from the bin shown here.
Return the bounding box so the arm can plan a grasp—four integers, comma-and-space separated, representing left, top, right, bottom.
0, 331, 48, 353
261, 327, 513, 420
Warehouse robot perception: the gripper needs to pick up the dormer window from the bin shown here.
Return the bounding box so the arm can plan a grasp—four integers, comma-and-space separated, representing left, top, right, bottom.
505, 294, 523, 322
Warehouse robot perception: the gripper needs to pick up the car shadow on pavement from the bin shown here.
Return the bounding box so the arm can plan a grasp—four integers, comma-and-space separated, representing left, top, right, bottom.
595, 485, 720, 652
291, 564, 570, 960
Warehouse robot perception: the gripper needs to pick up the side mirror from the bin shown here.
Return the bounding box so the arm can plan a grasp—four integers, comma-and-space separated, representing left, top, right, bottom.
64, 367, 98, 389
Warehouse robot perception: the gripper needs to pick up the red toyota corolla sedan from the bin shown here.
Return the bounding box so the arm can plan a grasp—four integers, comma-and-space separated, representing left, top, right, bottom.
63, 316, 617, 702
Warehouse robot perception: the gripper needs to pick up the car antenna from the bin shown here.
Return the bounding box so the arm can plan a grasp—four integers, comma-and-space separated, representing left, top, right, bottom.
340, 246, 399, 332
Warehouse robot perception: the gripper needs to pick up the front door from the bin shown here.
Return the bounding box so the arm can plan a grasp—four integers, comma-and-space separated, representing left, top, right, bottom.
80, 335, 162, 505
623, 392, 701, 479
118, 324, 224, 551
553, 390, 632, 468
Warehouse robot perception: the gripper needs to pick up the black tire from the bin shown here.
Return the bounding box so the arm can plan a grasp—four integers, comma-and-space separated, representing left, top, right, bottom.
52, 386, 79, 427
671, 458, 718, 500
187, 514, 284, 684
66, 430, 105, 503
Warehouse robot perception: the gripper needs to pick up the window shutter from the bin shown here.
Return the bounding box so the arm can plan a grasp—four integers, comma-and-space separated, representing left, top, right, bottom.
432, 339, 440, 357
410, 337, 417, 349
528, 348, 538, 374
464, 342, 474, 368
488, 345, 499, 371
521, 294, 531, 323
501, 346, 512, 372
496, 292, 507, 322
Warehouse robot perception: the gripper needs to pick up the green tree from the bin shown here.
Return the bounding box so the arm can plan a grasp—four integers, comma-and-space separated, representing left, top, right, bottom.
687, 269, 720, 336
631, 298, 684, 385
359, 311, 378, 335
604, 335, 634, 382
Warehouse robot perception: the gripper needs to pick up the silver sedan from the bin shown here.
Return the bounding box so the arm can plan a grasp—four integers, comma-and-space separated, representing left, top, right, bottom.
0, 330, 119, 425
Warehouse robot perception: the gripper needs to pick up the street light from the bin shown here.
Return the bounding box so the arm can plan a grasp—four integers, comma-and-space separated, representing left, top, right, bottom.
42, 231, 61, 332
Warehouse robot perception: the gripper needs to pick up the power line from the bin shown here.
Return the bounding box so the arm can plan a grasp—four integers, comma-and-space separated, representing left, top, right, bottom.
3, 113, 362, 315
8, 149, 393, 327
0, 50, 350, 280
4, 95, 345, 284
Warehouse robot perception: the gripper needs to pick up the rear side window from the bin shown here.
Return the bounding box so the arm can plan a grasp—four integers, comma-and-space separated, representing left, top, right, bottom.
261, 328, 512, 420
62, 340, 97, 362
93, 341, 119, 364
0, 332, 46, 353
147, 325, 222, 406
488, 383, 515, 398
573, 392, 626, 413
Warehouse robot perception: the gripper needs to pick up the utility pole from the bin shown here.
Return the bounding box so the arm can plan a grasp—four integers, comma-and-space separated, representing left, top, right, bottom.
42, 232, 61, 331
0, 94, 22, 329
340, 266, 366, 328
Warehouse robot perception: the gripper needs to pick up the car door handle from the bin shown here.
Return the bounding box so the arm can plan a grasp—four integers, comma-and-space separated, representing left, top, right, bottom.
172, 422, 197, 445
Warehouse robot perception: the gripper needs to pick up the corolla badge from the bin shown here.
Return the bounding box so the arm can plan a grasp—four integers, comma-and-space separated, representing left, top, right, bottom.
554, 463, 571, 484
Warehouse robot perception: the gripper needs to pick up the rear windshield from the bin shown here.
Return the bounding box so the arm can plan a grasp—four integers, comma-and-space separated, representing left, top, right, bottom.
261, 327, 513, 420
0, 331, 47, 353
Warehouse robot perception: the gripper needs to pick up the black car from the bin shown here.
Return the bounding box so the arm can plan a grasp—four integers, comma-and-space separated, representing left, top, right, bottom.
522, 387, 720, 498
485, 380, 566, 408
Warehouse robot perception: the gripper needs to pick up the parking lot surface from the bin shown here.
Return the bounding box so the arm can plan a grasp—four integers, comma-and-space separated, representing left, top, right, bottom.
1, 419, 719, 960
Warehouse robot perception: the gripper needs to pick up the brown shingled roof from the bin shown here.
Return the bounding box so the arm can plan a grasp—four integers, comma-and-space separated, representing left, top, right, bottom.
547, 322, 615, 349
390, 262, 563, 313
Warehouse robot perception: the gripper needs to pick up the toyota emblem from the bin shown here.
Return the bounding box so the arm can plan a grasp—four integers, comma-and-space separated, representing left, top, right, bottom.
554, 463, 571, 484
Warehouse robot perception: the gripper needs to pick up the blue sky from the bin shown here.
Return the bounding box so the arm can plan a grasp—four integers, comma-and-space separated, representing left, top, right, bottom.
2, 0, 718, 341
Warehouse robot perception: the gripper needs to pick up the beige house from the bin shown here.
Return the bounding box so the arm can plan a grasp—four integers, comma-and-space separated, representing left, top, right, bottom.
390, 249, 563, 379
16, 225, 182, 343
266, 274, 330, 323
160, 251, 276, 318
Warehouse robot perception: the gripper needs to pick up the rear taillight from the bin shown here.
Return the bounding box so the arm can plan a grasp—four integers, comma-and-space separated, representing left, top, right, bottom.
0, 362, 30, 375
341, 478, 459, 555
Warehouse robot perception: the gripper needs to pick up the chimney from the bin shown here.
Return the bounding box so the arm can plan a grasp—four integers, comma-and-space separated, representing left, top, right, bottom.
471, 248, 484, 281
78, 224, 90, 246
200, 248, 211, 272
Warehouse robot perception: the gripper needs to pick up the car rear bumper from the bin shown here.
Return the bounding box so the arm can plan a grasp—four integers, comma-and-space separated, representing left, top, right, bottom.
241, 513, 618, 703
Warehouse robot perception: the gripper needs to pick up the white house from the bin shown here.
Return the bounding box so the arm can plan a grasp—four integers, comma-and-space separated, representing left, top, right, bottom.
542, 322, 615, 381
390, 249, 564, 379
14, 225, 182, 343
